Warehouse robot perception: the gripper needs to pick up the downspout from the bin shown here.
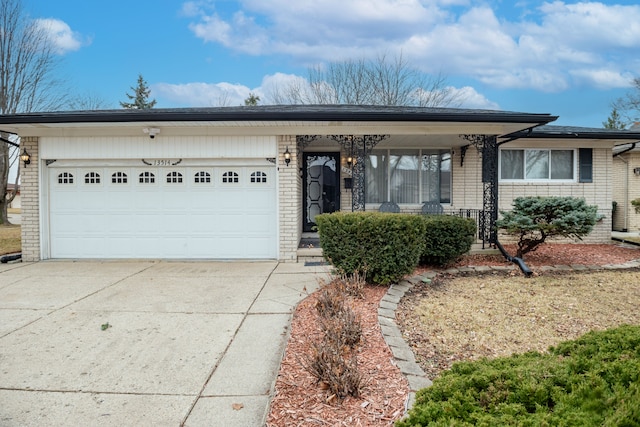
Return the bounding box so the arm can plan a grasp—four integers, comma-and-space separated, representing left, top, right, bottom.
613, 143, 636, 232
493, 127, 536, 277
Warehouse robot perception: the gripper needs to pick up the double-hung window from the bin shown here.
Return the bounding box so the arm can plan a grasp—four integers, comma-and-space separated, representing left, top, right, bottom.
500, 149, 575, 181
365, 149, 451, 204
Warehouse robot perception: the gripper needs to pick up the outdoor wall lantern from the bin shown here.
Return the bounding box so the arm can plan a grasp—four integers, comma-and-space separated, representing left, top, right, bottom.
20, 148, 31, 167
634, 167, 640, 176
283, 146, 291, 166
346, 155, 353, 167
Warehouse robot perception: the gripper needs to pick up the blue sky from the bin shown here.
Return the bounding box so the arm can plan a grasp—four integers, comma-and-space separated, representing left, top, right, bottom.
29, 0, 640, 127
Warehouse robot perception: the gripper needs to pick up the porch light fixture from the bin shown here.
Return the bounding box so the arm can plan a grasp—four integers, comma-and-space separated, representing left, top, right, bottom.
346, 155, 353, 167
20, 148, 31, 167
634, 167, 640, 176
283, 146, 291, 166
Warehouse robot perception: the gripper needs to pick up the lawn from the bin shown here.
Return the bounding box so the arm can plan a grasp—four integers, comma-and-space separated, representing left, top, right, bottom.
0, 224, 21, 255
397, 270, 640, 380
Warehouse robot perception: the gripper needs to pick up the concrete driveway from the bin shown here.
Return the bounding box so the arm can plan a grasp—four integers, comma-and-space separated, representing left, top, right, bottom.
0, 260, 329, 426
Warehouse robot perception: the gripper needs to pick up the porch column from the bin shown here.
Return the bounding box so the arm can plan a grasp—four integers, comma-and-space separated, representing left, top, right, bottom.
481, 135, 499, 244
462, 134, 499, 245
330, 135, 388, 211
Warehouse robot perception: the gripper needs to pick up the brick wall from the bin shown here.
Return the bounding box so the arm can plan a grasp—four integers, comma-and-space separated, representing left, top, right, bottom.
19, 137, 40, 261
278, 136, 301, 262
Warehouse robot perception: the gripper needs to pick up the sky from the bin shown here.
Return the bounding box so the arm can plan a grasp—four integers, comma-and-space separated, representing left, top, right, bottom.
27, 0, 640, 128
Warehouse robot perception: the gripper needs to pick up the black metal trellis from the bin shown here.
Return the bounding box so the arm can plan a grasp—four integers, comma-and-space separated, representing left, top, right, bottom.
330, 134, 389, 211
461, 134, 499, 247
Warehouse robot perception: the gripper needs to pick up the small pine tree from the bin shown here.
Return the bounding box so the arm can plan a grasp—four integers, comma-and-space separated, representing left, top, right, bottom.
497, 196, 601, 258
603, 107, 626, 129
120, 74, 157, 109
244, 93, 260, 106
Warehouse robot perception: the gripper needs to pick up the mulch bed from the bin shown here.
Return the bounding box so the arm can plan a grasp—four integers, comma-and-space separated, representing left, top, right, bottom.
266, 242, 640, 426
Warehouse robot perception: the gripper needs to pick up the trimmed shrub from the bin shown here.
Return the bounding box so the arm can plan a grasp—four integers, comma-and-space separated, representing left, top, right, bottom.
396, 325, 640, 427
497, 196, 601, 258
316, 212, 426, 285
421, 215, 477, 266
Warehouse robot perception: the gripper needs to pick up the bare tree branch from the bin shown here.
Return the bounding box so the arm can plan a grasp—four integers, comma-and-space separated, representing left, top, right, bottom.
1, 0, 66, 224
265, 52, 465, 108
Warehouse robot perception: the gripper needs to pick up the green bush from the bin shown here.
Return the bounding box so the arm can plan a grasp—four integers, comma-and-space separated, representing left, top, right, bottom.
396, 325, 640, 427
496, 196, 601, 258
315, 212, 426, 285
421, 215, 477, 266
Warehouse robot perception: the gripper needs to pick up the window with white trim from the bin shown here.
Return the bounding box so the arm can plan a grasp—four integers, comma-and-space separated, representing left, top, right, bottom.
250, 171, 267, 183
365, 149, 451, 204
139, 172, 155, 184
84, 172, 100, 184
500, 149, 575, 181
111, 172, 128, 184
58, 172, 74, 184
167, 171, 183, 183
194, 171, 211, 183
222, 171, 239, 183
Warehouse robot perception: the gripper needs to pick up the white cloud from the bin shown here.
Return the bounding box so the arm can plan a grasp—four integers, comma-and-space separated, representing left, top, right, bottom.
35, 18, 88, 54
152, 81, 258, 107
183, 1, 640, 93
453, 86, 500, 110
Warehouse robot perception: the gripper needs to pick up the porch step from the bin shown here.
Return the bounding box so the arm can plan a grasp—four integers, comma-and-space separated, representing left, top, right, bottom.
297, 247, 324, 264
469, 242, 500, 255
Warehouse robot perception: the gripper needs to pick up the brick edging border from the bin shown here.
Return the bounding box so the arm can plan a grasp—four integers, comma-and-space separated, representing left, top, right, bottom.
378, 259, 640, 414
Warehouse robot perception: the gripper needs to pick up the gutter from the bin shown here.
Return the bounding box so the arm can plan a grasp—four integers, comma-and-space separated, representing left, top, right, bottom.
0, 106, 558, 126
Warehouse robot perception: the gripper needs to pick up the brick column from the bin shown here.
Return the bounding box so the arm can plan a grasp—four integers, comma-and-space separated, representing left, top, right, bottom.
278, 135, 301, 262
20, 137, 40, 261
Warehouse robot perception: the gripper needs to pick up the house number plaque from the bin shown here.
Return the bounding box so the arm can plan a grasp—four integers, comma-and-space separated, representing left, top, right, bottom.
141, 159, 183, 166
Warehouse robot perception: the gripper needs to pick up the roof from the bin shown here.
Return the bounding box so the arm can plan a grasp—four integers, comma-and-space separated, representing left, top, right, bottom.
0, 104, 557, 126
503, 125, 640, 142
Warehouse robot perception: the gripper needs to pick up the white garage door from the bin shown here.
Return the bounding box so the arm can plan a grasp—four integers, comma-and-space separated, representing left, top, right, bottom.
47, 163, 277, 259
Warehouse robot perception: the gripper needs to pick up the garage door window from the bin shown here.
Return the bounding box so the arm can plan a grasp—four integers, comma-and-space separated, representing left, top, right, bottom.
112, 172, 128, 184
58, 172, 74, 184
139, 172, 155, 184
222, 171, 239, 183
251, 171, 267, 183
84, 172, 100, 184
167, 171, 183, 183
194, 171, 211, 183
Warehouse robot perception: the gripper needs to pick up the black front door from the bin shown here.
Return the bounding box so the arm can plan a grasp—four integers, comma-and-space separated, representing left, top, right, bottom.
303, 152, 340, 232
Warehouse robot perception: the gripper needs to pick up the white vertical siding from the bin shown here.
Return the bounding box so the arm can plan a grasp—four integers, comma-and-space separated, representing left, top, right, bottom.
40, 135, 277, 159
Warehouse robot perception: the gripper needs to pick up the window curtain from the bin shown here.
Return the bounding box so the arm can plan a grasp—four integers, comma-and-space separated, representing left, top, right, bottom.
389, 150, 419, 203
366, 152, 387, 203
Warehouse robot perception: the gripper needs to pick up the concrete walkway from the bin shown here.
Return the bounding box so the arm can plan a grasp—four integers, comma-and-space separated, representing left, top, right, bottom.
0, 260, 330, 426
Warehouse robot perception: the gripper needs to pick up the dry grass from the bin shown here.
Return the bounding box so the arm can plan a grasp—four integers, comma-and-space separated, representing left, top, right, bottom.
0, 225, 21, 255
397, 270, 640, 380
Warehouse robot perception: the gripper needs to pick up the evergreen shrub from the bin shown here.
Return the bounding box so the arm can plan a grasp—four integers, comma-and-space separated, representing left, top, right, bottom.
397, 325, 640, 427
315, 212, 426, 285
421, 215, 477, 266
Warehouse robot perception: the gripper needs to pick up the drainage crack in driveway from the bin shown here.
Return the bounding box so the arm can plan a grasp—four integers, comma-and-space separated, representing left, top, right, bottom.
180, 262, 279, 426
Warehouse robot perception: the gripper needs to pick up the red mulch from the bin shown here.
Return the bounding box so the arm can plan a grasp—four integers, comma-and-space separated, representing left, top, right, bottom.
266, 243, 640, 426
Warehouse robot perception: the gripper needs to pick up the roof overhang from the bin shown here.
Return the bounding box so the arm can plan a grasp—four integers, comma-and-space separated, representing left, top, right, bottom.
0, 105, 557, 140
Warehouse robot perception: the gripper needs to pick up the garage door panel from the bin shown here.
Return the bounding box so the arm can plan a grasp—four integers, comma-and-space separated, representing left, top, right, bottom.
48, 164, 277, 259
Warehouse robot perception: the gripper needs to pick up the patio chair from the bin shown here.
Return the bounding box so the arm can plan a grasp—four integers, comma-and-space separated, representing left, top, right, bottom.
379, 201, 400, 213
421, 201, 444, 215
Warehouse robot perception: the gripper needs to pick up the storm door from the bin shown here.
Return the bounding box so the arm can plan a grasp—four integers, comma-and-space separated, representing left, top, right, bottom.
303, 152, 340, 232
